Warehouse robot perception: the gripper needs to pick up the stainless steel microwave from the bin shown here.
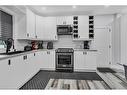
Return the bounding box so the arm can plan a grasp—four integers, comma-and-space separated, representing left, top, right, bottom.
57, 25, 73, 35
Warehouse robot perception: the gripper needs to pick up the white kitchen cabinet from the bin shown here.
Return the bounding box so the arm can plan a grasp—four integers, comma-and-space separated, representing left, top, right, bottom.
35, 15, 45, 39
26, 9, 36, 39
85, 51, 97, 70
9, 56, 25, 89
74, 51, 85, 70
74, 51, 96, 71
43, 17, 57, 40
39, 50, 55, 70
0, 52, 40, 89
0, 59, 10, 89
78, 16, 89, 39
56, 16, 73, 25
0, 56, 24, 89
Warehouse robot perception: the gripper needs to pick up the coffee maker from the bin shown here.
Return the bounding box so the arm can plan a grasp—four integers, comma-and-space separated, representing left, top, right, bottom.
84, 41, 90, 49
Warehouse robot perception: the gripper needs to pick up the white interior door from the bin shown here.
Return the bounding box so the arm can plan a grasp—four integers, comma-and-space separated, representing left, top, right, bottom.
94, 28, 110, 68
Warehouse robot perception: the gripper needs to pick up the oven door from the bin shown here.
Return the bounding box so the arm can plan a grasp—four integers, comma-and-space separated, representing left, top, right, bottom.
56, 53, 73, 68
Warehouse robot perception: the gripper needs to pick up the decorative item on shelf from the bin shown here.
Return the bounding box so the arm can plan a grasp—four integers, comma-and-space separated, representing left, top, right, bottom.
73, 16, 78, 39
89, 16, 94, 39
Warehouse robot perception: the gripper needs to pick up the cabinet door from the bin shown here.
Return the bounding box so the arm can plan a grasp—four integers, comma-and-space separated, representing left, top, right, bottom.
39, 51, 47, 68
44, 17, 57, 40
78, 16, 89, 39
85, 52, 97, 70
26, 9, 36, 39
66, 16, 73, 25
74, 51, 85, 71
0, 59, 10, 89
40, 50, 55, 70
9, 56, 25, 89
47, 51, 55, 69
35, 15, 44, 39
56, 16, 64, 25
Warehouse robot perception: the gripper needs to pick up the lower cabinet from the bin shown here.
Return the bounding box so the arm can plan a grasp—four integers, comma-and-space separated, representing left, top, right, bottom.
39, 50, 55, 70
0, 52, 40, 89
0, 59, 10, 89
74, 51, 97, 71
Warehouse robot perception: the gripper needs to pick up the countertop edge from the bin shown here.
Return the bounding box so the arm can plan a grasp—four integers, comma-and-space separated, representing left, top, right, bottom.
0, 49, 55, 61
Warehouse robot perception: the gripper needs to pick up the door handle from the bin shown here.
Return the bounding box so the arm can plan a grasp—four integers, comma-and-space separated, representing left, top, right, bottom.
27, 33, 29, 37
8, 60, 11, 65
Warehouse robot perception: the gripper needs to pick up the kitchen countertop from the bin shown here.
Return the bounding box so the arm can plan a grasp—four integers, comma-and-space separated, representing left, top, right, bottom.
0, 49, 56, 61
0, 48, 97, 61
74, 49, 97, 51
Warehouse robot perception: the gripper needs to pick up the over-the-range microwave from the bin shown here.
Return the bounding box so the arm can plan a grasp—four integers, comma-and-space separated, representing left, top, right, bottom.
57, 25, 73, 35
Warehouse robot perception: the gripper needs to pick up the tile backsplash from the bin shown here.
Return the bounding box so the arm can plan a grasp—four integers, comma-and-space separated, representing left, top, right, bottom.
43, 35, 84, 49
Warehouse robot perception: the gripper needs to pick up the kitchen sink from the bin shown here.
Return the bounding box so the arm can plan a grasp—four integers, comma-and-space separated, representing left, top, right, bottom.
0, 51, 26, 55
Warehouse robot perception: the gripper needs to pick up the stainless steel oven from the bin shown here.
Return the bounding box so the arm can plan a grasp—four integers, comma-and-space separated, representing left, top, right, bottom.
56, 48, 74, 71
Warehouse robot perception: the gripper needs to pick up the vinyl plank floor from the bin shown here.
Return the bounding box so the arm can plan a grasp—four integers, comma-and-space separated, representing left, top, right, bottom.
20, 70, 127, 90
20, 70, 102, 89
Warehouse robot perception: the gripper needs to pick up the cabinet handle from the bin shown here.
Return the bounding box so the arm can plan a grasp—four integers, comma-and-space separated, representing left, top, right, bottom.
79, 36, 80, 38
85, 52, 87, 55
34, 53, 36, 56
23, 56, 26, 60
83, 52, 85, 55
27, 33, 29, 37
8, 60, 11, 65
47, 51, 50, 54
35, 35, 37, 38
23, 55, 27, 60
26, 55, 27, 59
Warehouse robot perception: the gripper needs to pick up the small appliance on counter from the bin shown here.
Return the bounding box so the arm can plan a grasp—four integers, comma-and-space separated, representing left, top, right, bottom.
38, 41, 43, 49
47, 42, 53, 49
31, 41, 38, 50
84, 41, 90, 49
24, 45, 32, 51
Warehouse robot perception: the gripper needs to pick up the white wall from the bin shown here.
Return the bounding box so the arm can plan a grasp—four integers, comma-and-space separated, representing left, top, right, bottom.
120, 14, 127, 66
112, 14, 121, 65
94, 15, 114, 27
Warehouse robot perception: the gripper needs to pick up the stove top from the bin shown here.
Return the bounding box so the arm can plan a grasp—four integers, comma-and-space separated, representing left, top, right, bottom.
56, 48, 74, 53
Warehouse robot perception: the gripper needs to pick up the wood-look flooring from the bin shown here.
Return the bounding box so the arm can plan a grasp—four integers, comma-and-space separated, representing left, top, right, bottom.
45, 72, 127, 89
97, 71, 127, 89
20, 70, 127, 90
45, 79, 110, 89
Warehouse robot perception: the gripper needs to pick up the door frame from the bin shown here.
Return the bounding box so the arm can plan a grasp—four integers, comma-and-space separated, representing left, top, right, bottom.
94, 26, 112, 67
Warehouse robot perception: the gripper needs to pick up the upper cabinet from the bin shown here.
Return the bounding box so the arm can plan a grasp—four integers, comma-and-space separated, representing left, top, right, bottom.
56, 16, 73, 25
26, 9, 36, 39
78, 16, 89, 39
35, 15, 44, 39
44, 17, 57, 40
73, 16, 89, 40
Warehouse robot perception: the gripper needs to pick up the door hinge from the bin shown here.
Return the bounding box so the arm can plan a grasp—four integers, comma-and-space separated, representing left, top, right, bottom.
109, 45, 111, 48
109, 29, 111, 32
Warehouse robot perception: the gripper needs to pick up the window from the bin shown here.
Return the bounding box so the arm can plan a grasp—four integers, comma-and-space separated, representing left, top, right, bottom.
0, 10, 13, 41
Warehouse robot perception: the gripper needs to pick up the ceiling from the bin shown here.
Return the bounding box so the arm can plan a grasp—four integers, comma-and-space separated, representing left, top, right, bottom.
1, 5, 127, 16
27, 5, 127, 16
